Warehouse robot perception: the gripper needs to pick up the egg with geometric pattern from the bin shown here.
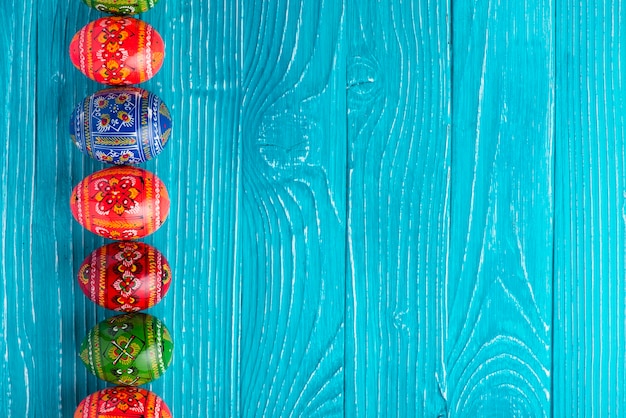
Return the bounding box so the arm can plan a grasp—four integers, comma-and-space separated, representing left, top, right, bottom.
80, 0, 161, 15
69, 17, 164, 85
74, 386, 172, 417
79, 313, 173, 386
70, 87, 172, 165
78, 242, 172, 312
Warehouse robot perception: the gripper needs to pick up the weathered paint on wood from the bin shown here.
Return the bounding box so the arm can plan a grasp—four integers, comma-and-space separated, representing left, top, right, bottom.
448, 0, 554, 415
554, 1, 626, 416
239, 0, 345, 416
1, 0, 625, 416
346, 0, 449, 416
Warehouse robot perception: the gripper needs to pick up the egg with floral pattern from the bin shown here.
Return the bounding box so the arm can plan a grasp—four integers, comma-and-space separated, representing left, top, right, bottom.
70, 166, 169, 240
79, 313, 173, 386
81, 0, 160, 15
70, 87, 172, 165
69, 17, 164, 85
75, 386, 172, 418
78, 242, 172, 312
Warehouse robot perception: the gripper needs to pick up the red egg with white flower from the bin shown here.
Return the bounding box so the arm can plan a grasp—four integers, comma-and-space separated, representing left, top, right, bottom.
70, 166, 169, 240
78, 242, 172, 311
69, 16, 165, 85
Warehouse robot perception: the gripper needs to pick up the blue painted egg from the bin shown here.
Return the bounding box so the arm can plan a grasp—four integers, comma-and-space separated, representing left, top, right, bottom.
70, 87, 172, 165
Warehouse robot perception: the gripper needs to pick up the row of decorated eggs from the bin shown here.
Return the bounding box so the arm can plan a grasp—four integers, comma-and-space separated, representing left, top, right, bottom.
68, 18, 173, 237
69, 15, 173, 313
71, 4, 174, 416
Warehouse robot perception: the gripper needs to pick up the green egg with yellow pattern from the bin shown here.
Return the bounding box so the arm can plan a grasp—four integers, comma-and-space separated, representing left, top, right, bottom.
79, 313, 173, 386
81, 0, 160, 14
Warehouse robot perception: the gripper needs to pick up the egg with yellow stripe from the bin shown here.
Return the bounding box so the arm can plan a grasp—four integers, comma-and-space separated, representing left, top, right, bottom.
70, 87, 172, 165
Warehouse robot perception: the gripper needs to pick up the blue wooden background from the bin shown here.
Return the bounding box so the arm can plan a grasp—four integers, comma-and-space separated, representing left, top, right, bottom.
1, 0, 624, 416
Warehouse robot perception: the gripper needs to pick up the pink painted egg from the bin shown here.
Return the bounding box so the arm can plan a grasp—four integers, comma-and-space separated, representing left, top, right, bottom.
78, 242, 172, 312
70, 166, 170, 240
69, 17, 164, 85
75, 386, 172, 417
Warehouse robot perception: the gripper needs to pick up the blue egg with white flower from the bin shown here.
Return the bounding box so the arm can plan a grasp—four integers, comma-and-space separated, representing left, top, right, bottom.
70, 87, 172, 165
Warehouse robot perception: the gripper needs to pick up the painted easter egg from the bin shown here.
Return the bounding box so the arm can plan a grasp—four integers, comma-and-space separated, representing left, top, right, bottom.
75, 386, 172, 418
81, 0, 160, 15
70, 166, 169, 240
78, 242, 172, 312
70, 87, 172, 165
69, 17, 164, 85
79, 313, 173, 386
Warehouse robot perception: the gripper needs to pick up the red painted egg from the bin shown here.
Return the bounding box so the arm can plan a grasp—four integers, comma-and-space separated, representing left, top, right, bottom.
69, 17, 164, 85
70, 166, 169, 240
78, 242, 172, 311
75, 386, 172, 417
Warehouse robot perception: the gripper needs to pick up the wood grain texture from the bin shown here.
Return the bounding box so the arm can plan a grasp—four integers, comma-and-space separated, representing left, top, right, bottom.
138, 1, 241, 416
1, 2, 38, 416
345, 0, 450, 416
37, 2, 99, 416
554, 1, 626, 415
448, 0, 554, 415
3, 0, 626, 416
239, 1, 345, 416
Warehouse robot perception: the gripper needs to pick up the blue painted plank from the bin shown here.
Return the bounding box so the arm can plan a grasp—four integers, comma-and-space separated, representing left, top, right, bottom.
239, 1, 346, 416
1, 2, 37, 415
345, 0, 450, 415
447, 0, 554, 415
554, 1, 626, 415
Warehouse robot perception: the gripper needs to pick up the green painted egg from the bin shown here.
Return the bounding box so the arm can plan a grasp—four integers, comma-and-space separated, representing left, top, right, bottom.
79, 313, 173, 386
81, 0, 160, 14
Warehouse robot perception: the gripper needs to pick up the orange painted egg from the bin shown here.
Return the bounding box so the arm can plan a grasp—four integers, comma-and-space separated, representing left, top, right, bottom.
70, 166, 169, 240
75, 386, 172, 418
69, 17, 164, 85
78, 242, 172, 312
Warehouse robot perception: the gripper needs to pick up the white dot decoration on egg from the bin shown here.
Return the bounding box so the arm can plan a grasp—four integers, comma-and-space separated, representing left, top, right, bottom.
69, 1, 174, 416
